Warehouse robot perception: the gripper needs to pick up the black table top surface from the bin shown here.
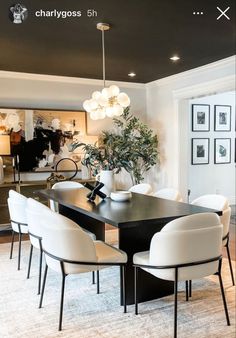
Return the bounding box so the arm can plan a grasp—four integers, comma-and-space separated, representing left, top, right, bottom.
38, 188, 221, 228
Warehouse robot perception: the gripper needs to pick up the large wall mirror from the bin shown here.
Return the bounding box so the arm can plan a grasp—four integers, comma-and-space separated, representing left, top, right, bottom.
0, 108, 97, 180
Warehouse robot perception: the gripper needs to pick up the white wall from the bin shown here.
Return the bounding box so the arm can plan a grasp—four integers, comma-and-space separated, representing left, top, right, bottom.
0, 72, 146, 135
0, 71, 146, 187
145, 56, 235, 200
188, 92, 235, 203
0, 57, 235, 194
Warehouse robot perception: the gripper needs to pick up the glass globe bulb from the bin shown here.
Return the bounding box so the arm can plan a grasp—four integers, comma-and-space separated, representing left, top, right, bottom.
106, 106, 115, 118
92, 91, 101, 100
109, 85, 120, 97
102, 87, 112, 99
83, 100, 91, 112
98, 94, 109, 107
96, 108, 106, 119
117, 93, 130, 107
113, 104, 124, 116
89, 99, 99, 110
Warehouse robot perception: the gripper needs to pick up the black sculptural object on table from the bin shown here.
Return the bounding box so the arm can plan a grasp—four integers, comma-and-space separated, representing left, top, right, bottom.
84, 181, 107, 202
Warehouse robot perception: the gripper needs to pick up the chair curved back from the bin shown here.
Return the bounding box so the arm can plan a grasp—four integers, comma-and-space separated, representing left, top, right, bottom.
191, 194, 231, 241
7, 190, 28, 233
26, 198, 50, 248
129, 183, 152, 195
50, 181, 84, 212
41, 209, 97, 274
153, 188, 183, 202
52, 181, 84, 190
149, 213, 222, 281
191, 194, 229, 210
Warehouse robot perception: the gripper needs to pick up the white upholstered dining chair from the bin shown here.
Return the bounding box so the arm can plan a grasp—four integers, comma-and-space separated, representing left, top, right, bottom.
129, 183, 152, 195
50, 180, 97, 284
8, 190, 28, 270
39, 208, 128, 331
133, 213, 230, 338
153, 188, 183, 202
26, 198, 51, 294
50, 180, 84, 212
191, 194, 234, 286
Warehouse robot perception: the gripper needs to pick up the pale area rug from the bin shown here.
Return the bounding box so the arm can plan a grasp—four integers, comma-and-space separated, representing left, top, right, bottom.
0, 239, 235, 338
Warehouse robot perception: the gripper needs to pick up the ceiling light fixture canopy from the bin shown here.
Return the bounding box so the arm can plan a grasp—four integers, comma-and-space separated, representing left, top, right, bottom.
83, 23, 130, 120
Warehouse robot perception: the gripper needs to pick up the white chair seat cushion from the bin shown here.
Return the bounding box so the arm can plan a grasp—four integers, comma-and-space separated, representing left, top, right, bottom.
133, 250, 218, 282
45, 241, 127, 275
133, 251, 149, 266
95, 241, 127, 264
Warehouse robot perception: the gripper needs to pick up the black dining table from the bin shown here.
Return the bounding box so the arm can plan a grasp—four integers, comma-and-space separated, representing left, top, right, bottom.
38, 188, 221, 305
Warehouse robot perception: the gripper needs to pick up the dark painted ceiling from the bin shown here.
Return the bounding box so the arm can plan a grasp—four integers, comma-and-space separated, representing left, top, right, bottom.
0, 0, 235, 83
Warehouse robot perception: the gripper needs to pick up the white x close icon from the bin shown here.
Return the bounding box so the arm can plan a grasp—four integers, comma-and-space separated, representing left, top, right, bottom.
217, 7, 230, 20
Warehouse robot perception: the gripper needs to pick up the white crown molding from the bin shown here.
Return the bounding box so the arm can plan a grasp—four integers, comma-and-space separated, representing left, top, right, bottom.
172, 75, 236, 100
146, 56, 236, 88
0, 70, 145, 89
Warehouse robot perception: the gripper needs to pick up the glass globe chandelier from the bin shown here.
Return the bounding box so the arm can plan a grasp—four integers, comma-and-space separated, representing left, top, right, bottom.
83, 23, 131, 120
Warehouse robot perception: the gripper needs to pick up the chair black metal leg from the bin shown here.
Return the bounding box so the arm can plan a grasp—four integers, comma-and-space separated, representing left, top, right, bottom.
92, 271, 95, 284
9, 230, 15, 259
218, 272, 230, 326
17, 232, 22, 270
96, 270, 100, 294
226, 243, 235, 286
189, 280, 192, 297
38, 249, 43, 295
59, 273, 66, 331
39, 264, 48, 308
185, 281, 189, 301
122, 265, 127, 313
27, 244, 33, 279
134, 266, 138, 315
174, 268, 178, 338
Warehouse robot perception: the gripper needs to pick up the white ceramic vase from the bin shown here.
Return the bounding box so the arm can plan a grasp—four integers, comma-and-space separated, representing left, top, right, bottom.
96, 170, 115, 197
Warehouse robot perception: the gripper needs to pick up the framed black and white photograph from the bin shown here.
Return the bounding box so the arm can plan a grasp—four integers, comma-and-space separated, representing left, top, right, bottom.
214, 138, 231, 164
191, 138, 209, 165
192, 104, 210, 132
214, 105, 231, 131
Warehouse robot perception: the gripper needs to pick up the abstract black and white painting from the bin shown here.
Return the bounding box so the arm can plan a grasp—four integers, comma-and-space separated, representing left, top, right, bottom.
0, 108, 98, 172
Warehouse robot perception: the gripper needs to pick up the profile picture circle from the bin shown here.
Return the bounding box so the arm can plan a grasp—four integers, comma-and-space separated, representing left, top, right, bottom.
9, 3, 28, 24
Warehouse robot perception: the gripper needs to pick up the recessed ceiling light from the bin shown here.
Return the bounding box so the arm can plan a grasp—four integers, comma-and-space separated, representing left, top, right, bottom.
128, 72, 136, 77
170, 55, 180, 61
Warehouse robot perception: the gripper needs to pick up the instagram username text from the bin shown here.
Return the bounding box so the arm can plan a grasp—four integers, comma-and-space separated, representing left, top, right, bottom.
35, 9, 97, 19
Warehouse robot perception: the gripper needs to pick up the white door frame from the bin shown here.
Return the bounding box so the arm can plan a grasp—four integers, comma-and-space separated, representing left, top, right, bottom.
173, 75, 235, 201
